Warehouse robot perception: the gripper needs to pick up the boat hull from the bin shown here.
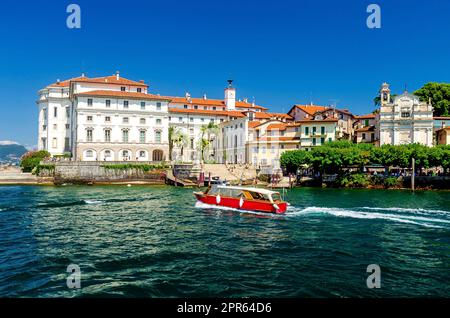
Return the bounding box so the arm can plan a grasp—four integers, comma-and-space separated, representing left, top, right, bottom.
194, 193, 287, 214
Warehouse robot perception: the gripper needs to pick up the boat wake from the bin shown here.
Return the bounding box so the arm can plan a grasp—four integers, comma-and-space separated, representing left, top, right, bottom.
286, 206, 450, 229
83, 199, 104, 205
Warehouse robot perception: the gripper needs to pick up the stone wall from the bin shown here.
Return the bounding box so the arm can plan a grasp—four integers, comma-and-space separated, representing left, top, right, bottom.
45, 161, 167, 185
173, 163, 201, 181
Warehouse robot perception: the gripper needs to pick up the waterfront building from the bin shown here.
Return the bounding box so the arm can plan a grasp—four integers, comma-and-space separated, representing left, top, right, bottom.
288, 104, 355, 140
436, 127, 450, 145
167, 81, 294, 163
353, 113, 379, 145
166, 81, 268, 163
434, 117, 450, 145
215, 118, 300, 167
297, 118, 338, 150
37, 73, 171, 161
378, 83, 434, 146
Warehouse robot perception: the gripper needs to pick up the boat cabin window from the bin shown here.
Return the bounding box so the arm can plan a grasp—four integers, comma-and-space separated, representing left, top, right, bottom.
271, 193, 282, 202
248, 191, 270, 201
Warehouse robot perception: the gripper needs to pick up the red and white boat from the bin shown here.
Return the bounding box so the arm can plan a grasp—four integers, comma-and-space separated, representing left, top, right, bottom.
194, 185, 288, 214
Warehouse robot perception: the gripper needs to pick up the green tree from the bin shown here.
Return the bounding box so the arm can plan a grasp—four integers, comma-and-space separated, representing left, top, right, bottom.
280, 150, 311, 173
199, 122, 219, 162
20, 150, 50, 172
170, 127, 188, 161
414, 82, 450, 117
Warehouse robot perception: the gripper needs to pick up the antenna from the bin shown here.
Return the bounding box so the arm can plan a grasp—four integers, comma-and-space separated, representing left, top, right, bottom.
329, 99, 339, 109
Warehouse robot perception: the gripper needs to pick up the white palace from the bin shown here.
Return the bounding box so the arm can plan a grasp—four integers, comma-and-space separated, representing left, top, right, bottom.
37, 73, 171, 161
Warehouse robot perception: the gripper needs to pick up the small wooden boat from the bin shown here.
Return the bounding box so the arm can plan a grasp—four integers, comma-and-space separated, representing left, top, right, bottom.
194, 185, 288, 214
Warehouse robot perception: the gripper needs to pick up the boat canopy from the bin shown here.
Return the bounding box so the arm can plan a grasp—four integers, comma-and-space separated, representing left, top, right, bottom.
215, 185, 280, 196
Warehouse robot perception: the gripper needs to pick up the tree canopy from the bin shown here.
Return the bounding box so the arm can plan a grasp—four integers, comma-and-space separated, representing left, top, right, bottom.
414, 82, 450, 117
280, 141, 450, 174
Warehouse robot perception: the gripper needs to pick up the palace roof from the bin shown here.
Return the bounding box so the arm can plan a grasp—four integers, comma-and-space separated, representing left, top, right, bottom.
169, 96, 268, 110
168, 107, 246, 118
49, 74, 148, 88
75, 90, 171, 101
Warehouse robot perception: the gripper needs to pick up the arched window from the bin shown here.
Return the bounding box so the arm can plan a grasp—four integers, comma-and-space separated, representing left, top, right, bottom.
104, 150, 111, 158
139, 151, 146, 158
122, 150, 129, 158
86, 150, 93, 157
152, 149, 163, 161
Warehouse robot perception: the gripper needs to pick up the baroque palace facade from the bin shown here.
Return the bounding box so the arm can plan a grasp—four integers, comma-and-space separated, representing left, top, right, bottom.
37, 75, 450, 163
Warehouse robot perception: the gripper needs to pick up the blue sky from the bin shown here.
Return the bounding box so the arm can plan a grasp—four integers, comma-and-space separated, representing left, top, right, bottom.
0, 0, 449, 146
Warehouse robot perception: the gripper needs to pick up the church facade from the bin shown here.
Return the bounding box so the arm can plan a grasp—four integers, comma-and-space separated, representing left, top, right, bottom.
378, 83, 434, 146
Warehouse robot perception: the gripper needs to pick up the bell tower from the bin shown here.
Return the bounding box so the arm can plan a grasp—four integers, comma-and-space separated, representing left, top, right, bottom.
224, 79, 236, 110
380, 82, 391, 105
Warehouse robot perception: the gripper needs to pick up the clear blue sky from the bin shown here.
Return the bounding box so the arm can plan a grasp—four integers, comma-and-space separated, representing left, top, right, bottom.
0, 0, 449, 147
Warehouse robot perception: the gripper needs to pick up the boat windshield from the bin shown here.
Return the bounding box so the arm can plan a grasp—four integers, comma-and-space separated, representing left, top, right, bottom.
271, 193, 282, 202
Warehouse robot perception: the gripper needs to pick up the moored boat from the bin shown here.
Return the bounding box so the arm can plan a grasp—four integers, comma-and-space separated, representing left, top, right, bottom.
194, 185, 288, 214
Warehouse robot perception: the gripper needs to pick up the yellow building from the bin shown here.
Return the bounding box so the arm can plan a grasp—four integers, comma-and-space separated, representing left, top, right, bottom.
436, 127, 450, 145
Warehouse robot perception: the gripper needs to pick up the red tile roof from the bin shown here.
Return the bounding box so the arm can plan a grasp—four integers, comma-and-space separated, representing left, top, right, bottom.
168, 107, 246, 118
75, 90, 171, 101
258, 137, 300, 141
355, 114, 376, 119
267, 123, 288, 131
434, 117, 450, 120
292, 104, 330, 116
295, 118, 338, 123
169, 96, 267, 110
49, 75, 148, 88
248, 121, 262, 128
355, 125, 375, 132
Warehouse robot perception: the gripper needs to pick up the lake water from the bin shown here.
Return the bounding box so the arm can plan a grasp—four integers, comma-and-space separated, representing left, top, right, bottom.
0, 186, 449, 297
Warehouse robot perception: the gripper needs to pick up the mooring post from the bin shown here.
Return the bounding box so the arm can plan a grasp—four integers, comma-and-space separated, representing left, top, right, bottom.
208, 172, 211, 187
412, 157, 415, 191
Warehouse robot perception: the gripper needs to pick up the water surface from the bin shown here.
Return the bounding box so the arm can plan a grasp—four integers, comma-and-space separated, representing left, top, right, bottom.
0, 186, 449, 297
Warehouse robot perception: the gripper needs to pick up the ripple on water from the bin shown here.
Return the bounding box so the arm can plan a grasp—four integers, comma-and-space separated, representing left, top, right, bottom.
0, 186, 449, 297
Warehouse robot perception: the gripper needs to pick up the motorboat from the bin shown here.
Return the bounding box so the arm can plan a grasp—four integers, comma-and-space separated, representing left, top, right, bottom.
194, 185, 288, 214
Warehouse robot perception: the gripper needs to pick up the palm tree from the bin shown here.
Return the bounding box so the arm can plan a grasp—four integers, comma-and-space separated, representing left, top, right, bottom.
199, 122, 219, 163
169, 127, 188, 162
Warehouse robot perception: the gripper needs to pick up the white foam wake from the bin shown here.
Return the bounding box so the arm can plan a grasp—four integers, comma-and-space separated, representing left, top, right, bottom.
360, 206, 450, 215
84, 199, 103, 205
286, 206, 448, 229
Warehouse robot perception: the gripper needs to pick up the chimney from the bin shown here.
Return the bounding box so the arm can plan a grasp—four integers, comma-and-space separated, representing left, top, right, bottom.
246, 111, 255, 121
203, 94, 207, 100
243, 98, 248, 103
224, 80, 236, 110
116, 71, 120, 80
56, 79, 60, 84
185, 92, 191, 103
81, 73, 85, 77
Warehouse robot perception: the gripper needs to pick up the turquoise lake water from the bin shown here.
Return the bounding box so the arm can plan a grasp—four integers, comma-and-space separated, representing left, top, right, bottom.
0, 186, 449, 297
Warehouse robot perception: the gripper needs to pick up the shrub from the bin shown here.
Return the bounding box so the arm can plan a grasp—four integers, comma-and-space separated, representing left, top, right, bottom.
33, 164, 55, 176
338, 173, 370, 188
20, 150, 51, 172
102, 164, 169, 172
384, 176, 399, 188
